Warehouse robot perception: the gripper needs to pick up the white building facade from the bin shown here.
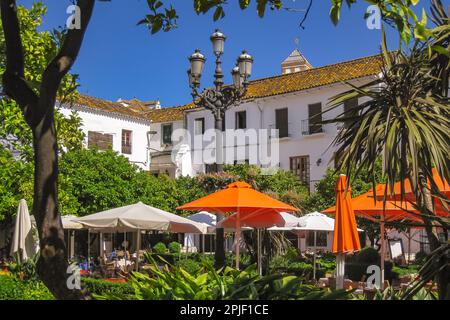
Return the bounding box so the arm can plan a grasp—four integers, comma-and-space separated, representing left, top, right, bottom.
180, 52, 381, 191
59, 96, 153, 170
58, 51, 382, 189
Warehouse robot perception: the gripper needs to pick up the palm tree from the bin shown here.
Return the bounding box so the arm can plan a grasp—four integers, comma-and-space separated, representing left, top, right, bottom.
324, 0, 450, 299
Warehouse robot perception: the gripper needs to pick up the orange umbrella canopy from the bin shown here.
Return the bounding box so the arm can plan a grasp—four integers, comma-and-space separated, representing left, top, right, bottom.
177, 182, 299, 215
377, 169, 450, 201
332, 175, 361, 254
324, 190, 422, 223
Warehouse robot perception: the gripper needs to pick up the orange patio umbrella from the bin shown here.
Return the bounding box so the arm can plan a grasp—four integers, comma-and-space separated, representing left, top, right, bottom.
177, 182, 299, 269
332, 175, 361, 290
324, 190, 423, 222
376, 168, 450, 202
325, 188, 424, 288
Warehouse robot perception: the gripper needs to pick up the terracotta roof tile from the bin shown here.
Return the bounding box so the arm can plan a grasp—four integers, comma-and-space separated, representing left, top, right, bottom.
70, 94, 147, 120
67, 54, 382, 122
244, 54, 382, 100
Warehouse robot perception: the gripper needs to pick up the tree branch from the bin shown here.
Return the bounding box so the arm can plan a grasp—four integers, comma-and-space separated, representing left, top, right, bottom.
39, 0, 95, 114
1, 0, 38, 126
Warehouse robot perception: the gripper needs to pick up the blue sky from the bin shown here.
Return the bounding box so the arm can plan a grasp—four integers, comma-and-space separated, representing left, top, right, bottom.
20, 0, 436, 107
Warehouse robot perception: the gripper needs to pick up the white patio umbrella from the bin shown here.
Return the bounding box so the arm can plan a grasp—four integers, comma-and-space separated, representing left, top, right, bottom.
76, 202, 208, 234
61, 215, 84, 230
61, 215, 83, 260
186, 211, 216, 253
76, 202, 208, 271
295, 212, 363, 279
10, 199, 37, 262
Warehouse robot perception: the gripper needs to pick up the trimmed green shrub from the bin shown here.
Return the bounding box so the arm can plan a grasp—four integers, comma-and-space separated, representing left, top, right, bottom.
168, 241, 182, 254
356, 247, 380, 264
175, 259, 202, 275
81, 277, 134, 297
0, 275, 54, 300
153, 242, 167, 254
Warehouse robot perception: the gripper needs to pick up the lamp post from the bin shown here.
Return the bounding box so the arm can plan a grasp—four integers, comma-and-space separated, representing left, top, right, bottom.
188, 29, 253, 267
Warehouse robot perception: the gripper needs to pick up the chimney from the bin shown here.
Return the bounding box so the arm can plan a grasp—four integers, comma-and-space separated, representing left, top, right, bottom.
281, 49, 312, 74
116, 98, 161, 111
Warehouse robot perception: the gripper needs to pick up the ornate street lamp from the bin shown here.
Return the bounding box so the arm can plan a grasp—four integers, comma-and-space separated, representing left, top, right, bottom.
188, 29, 253, 267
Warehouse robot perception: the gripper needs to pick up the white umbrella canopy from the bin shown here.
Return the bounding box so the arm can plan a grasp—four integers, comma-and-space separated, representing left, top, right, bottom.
10, 199, 37, 261
296, 212, 363, 232
61, 215, 84, 230
187, 211, 216, 234
267, 212, 306, 231
76, 202, 208, 234
297, 212, 336, 232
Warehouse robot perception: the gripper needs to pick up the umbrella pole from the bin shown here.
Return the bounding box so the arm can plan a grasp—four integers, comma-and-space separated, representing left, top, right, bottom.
203, 234, 206, 253
235, 210, 241, 270
257, 229, 262, 275
313, 231, 317, 280
124, 232, 127, 252
336, 253, 345, 289
136, 229, 141, 272
408, 227, 411, 265
87, 230, 90, 270
380, 219, 385, 290
66, 230, 69, 260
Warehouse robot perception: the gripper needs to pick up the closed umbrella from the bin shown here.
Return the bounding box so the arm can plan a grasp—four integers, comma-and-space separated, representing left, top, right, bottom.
10, 199, 37, 262
294, 212, 363, 280
178, 182, 299, 269
332, 175, 361, 290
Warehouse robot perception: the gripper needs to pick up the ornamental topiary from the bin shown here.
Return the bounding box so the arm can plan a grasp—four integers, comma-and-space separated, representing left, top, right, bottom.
168, 241, 182, 254
152, 242, 167, 254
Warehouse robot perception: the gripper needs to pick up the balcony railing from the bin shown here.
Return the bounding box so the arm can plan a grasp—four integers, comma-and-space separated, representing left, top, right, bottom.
301, 119, 323, 136
268, 123, 293, 139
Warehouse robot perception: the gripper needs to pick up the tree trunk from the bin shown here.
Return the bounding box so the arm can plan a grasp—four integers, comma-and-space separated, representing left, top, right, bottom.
417, 173, 449, 300
33, 110, 84, 299
1, 0, 95, 299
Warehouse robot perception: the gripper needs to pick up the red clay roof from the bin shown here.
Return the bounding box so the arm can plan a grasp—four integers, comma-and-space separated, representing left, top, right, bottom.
66, 54, 382, 122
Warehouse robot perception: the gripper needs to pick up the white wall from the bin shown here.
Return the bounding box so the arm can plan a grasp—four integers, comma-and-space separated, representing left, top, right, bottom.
59, 106, 152, 170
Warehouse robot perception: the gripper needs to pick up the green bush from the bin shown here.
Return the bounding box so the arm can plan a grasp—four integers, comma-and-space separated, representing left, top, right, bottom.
0, 275, 54, 300
153, 242, 167, 254
355, 247, 380, 264
168, 241, 182, 254
81, 277, 134, 297
6, 253, 39, 281
175, 259, 202, 275
95, 254, 352, 300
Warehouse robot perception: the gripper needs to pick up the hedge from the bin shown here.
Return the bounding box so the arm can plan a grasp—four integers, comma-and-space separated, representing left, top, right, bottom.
0, 275, 54, 300
81, 277, 134, 297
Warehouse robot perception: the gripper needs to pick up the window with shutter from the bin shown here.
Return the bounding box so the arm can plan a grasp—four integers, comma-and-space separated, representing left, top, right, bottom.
275, 108, 288, 138
88, 131, 113, 150
343, 97, 359, 128
194, 118, 205, 135
162, 123, 173, 145
121, 130, 132, 154
235, 111, 247, 129
308, 103, 322, 134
